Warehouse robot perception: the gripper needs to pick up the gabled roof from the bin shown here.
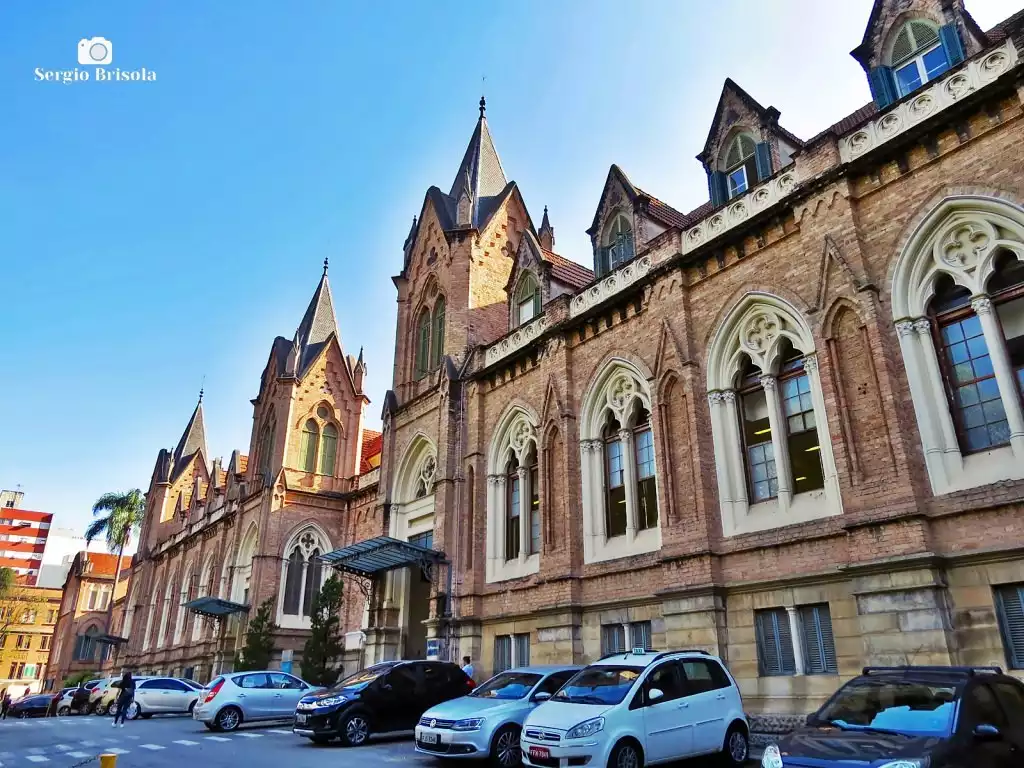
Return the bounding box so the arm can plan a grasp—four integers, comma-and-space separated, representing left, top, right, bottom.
542, 249, 594, 289
360, 429, 383, 473
698, 78, 804, 163
171, 396, 207, 480
448, 99, 509, 229
79, 552, 133, 579
588, 164, 703, 238
292, 265, 342, 376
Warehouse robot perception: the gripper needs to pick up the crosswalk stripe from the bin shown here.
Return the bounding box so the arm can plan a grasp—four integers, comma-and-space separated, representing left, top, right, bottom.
268, 729, 292, 734
79, 741, 98, 747
104, 748, 129, 755
53, 745, 72, 751
139, 744, 165, 750
236, 733, 262, 738
204, 736, 231, 742
66, 753, 91, 759
173, 740, 199, 746
25, 757, 49, 764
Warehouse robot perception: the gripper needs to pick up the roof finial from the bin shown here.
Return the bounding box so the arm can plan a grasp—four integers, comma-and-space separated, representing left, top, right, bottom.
198, 375, 205, 404
323, 256, 329, 276
479, 94, 486, 118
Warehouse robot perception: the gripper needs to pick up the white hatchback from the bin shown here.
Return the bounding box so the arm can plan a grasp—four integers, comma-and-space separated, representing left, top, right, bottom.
521, 650, 748, 768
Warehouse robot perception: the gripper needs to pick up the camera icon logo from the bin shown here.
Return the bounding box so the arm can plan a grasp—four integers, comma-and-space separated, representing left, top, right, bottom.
78, 37, 113, 66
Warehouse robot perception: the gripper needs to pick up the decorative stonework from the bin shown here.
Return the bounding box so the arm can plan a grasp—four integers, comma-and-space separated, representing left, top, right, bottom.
483, 315, 548, 367
680, 171, 798, 256
569, 254, 652, 318
971, 296, 994, 316
838, 40, 1019, 163
895, 320, 916, 338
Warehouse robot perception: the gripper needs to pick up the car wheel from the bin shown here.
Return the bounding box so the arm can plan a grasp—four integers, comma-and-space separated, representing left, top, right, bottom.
95, 703, 108, 716
126, 702, 141, 721
608, 739, 643, 768
719, 723, 748, 767
490, 724, 521, 768
310, 735, 333, 745
338, 709, 371, 747
57, 706, 70, 717
215, 706, 242, 732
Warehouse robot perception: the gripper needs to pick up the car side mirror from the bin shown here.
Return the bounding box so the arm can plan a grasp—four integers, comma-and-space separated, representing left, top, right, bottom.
973, 723, 1002, 741
648, 688, 664, 703
532, 692, 552, 703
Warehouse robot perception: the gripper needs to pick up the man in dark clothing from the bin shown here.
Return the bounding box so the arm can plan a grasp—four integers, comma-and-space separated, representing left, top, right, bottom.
70, 683, 90, 714
111, 671, 135, 727
0, 688, 9, 719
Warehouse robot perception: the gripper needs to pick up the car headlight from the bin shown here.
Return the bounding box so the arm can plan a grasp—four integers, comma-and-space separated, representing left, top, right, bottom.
313, 696, 346, 708
761, 744, 783, 768
565, 717, 604, 740
877, 761, 928, 768
451, 717, 485, 731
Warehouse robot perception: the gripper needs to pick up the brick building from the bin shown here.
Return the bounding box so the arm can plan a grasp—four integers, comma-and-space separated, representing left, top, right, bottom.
47, 552, 132, 687
0, 585, 61, 694
0, 490, 52, 586
118, 266, 383, 682
345, 0, 1024, 719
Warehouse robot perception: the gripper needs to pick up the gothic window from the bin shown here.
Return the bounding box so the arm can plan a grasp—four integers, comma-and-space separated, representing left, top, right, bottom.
598, 214, 635, 276
891, 200, 1024, 495
257, 417, 276, 485
431, 296, 446, 369
73, 625, 99, 661
527, 448, 540, 555
706, 296, 842, 536
415, 309, 431, 380
174, 563, 193, 644
890, 21, 949, 97
515, 273, 541, 327
157, 575, 176, 648
579, 363, 662, 563
302, 548, 322, 616
505, 456, 521, 561
283, 548, 303, 615
299, 419, 319, 473
722, 134, 758, 199
414, 453, 436, 499
319, 423, 338, 475
279, 528, 330, 623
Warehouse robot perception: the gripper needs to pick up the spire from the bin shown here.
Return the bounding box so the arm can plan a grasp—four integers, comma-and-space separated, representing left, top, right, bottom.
171, 393, 208, 476
293, 261, 342, 375
448, 97, 508, 228
539, 205, 555, 251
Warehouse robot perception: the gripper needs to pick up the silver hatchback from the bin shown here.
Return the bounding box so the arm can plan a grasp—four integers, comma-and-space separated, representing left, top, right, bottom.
192, 670, 316, 732
415, 666, 581, 767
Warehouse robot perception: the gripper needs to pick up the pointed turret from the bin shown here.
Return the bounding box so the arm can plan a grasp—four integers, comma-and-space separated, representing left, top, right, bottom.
171, 390, 208, 478
291, 258, 342, 376
448, 96, 508, 229
539, 205, 555, 251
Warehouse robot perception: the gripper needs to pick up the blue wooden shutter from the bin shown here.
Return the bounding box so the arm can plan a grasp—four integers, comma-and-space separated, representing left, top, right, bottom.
596, 246, 610, 277
995, 586, 1024, 668
939, 24, 965, 67
800, 604, 838, 674
756, 608, 797, 676
754, 142, 773, 182
868, 67, 898, 109
709, 171, 728, 207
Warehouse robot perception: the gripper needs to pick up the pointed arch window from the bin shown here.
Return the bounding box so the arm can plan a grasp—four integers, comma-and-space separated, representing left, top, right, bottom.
527, 447, 540, 555
599, 214, 634, 275
486, 411, 541, 583
723, 134, 758, 199
257, 418, 276, 485
280, 529, 329, 621
431, 296, 446, 369
603, 415, 627, 539
515, 273, 541, 327
505, 456, 521, 561
319, 423, 338, 475
632, 405, 658, 530
415, 309, 431, 380
302, 549, 322, 616
283, 548, 304, 615
299, 419, 319, 472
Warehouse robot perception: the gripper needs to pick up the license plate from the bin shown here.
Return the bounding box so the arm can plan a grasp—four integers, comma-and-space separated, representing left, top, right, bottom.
296, 714, 308, 724
420, 732, 439, 745
529, 746, 550, 761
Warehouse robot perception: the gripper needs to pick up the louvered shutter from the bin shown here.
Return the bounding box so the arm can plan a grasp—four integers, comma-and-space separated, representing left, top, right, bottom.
709, 171, 728, 207
602, 624, 625, 655
995, 586, 1024, 668
939, 24, 965, 67
597, 246, 611, 277
756, 608, 796, 676
630, 621, 652, 651
494, 635, 512, 673
776, 609, 797, 674
868, 67, 898, 109
754, 142, 773, 182
800, 604, 838, 674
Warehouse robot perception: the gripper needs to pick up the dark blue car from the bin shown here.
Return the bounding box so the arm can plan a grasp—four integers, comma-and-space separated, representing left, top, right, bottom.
762, 666, 1024, 768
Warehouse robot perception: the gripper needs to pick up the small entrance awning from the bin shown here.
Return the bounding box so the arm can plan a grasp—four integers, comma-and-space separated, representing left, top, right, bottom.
185, 596, 250, 619
320, 536, 447, 578
94, 634, 128, 646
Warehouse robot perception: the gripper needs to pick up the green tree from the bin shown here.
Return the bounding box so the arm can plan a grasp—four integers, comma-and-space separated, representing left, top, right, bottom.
0, 566, 13, 599
301, 575, 345, 686
85, 489, 146, 635
235, 597, 278, 671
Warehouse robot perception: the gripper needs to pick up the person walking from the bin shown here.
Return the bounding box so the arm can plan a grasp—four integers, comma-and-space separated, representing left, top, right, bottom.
0, 688, 9, 720
111, 671, 135, 727
461, 655, 475, 681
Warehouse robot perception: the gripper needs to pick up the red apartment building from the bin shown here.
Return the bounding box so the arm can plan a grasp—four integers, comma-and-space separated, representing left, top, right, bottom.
0, 490, 52, 586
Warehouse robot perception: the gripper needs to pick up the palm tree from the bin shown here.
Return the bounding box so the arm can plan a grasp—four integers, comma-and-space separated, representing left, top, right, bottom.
85, 489, 146, 635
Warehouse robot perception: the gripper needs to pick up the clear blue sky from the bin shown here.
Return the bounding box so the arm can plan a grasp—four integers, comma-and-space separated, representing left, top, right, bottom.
1, 1, 1019, 542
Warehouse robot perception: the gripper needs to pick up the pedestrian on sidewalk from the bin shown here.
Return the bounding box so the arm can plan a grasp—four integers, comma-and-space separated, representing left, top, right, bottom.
461, 655, 475, 681
0, 688, 9, 720
111, 671, 135, 727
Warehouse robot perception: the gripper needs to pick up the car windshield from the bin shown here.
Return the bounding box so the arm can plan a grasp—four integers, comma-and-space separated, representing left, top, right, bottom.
327, 664, 394, 692
552, 666, 643, 705
469, 672, 543, 700
816, 678, 959, 736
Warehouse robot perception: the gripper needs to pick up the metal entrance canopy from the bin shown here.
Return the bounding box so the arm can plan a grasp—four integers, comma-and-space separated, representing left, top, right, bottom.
94, 633, 127, 646
185, 596, 250, 619
320, 535, 447, 578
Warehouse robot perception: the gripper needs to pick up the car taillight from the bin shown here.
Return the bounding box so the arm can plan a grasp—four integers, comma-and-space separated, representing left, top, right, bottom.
466, 677, 476, 690
203, 680, 223, 704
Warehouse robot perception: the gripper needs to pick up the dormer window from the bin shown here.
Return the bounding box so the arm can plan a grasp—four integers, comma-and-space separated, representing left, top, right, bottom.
891, 21, 948, 97
723, 134, 758, 200
598, 214, 634, 276
514, 272, 541, 327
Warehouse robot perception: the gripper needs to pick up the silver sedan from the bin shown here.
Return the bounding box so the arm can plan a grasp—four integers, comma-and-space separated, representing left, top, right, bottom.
415, 666, 581, 767
192, 670, 317, 732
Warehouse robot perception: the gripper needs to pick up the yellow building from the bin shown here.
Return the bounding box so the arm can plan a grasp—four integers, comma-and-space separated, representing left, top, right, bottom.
0, 585, 62, 694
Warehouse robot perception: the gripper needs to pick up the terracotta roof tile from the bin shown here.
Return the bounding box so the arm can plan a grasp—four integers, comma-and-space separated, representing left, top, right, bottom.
82, 552, 133, 578
541, 249, 595, 289
237, 455, 248, 475
360, 429, 383, 473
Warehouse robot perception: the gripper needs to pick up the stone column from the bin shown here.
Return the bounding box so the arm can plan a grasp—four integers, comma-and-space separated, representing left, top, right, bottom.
722, 391, 749, 508
517, 466, 530, 563
913, 318, 962, 459
618, 428, 638, 543
973, 297, 1024, 455
760, 375, 792, 510
786, 606, 805, 675
579, 439, 604, 562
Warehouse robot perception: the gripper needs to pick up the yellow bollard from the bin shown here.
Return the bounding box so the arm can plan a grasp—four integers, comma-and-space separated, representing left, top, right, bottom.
99, 753, 118, 768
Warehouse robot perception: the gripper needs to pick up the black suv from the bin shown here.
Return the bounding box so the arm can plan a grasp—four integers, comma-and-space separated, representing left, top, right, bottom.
764, 666, 1024, 768
293, 660, 474, 746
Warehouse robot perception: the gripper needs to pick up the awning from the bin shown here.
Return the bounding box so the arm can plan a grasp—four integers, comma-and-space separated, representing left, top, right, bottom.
94, 634, 127, 646
185, 596, 250, 618
320, 535, 447, 578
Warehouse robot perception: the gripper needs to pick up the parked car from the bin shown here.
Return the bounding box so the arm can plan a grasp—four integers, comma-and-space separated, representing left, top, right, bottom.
415, 665, 581, 766
124, 677, 200, 719
521, 649, 748, 768
54, 687, 78, 716
193, 671, 316, 732
88, 677, 121, 714
293, 660, 475, 746
9, 694, 56, 718
762, 665, 1024, 768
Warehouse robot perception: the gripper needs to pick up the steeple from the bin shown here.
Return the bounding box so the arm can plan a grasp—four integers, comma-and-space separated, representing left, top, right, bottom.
539, 205, 555, 251
448, 97, 508, 228
171, 390, 208, 477
291, 261, 342, 375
